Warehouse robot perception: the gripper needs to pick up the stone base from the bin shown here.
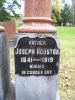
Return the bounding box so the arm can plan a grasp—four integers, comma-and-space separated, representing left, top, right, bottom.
5, 81, 60, 100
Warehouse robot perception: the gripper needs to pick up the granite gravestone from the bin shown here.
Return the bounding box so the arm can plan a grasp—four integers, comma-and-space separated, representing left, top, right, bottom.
0, 27, 10, 100
3, 21, 16, 47
3, 21, 16, 40
14, 0, 60, 100
14, 33, 60, 100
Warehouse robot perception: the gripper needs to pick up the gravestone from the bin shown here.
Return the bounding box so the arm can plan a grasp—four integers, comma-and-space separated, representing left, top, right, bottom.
14, 0, 60, 100
14, 33, 60, 100
3, 21, 16, 40
0, 26, 10, 100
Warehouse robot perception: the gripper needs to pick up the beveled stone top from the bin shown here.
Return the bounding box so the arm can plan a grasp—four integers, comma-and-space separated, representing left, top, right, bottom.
3, 21, 16, 40
0, 26, 5, 32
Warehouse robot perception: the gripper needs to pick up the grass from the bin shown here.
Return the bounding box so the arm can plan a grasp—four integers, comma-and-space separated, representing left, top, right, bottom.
10, 26, 75, 100
57, 26, 75, 100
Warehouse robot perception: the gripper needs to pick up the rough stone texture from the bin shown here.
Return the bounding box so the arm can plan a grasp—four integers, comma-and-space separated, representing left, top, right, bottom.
0, 32, 10, 100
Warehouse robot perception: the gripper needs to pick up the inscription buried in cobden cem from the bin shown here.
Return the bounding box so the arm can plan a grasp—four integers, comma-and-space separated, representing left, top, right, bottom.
14, 37, 60, 76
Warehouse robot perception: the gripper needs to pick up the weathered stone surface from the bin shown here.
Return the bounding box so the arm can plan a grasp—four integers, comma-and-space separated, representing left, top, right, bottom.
5, 81, 60, 100
18, 0, 56, 33
0, 32, 10, 100
14, 0, 60, 99
24, 0, 51, 18
14, 33, 60, 100
15, 75, 58, 100
3, 21, 16, 40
